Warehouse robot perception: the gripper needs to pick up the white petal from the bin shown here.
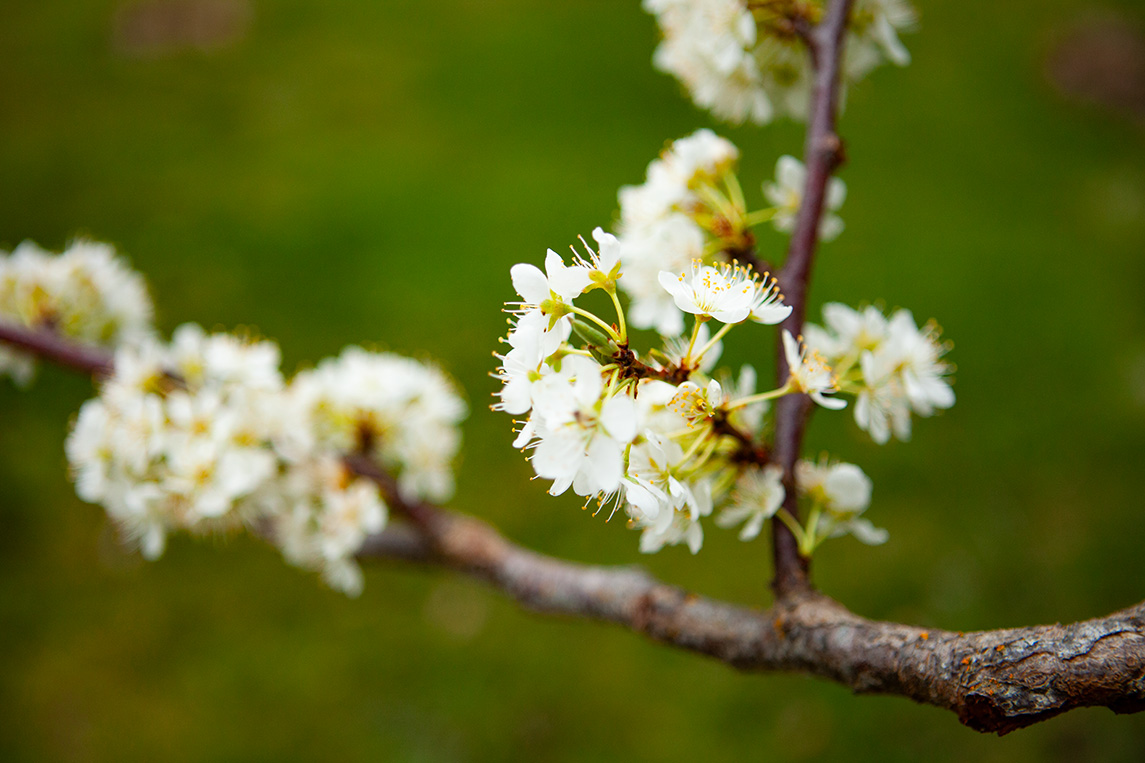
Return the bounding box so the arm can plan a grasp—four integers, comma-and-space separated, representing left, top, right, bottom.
510, 264, 550, 304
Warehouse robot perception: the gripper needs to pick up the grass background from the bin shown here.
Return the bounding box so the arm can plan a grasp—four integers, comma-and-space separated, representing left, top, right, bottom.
1, 0, 1144, 760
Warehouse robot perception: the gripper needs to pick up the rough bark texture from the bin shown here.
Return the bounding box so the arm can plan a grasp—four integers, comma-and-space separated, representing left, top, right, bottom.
356, 503, 1145, 736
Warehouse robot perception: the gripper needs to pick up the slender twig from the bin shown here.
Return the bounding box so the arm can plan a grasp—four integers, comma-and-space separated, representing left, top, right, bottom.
0, 320, 114, 377
770, 0, 854, 599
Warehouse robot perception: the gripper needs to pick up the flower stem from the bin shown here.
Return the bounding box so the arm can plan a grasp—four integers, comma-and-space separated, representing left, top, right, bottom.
608, 289, 628, 344
692, 321, 734, 362
569, 305, 621, 343
724, 172, 747, 216
726, 380, 793, 410
799, 504, 823, 556
743, 208, 778, 227
775, 509, 805, 548
684, 318, 706, 362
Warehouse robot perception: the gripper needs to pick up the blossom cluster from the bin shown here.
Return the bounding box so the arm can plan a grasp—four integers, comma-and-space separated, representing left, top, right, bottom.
0, 240, 153, 385
614, 130, 846, 336
66, 327, 466, 595
495, 224, 890, 554
67, 325, 283, 560
644, 0, 917, 125
804, 303, 954, 444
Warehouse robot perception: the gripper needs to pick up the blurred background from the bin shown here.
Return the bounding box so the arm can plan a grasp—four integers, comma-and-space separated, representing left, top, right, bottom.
2, 0, 1144, 760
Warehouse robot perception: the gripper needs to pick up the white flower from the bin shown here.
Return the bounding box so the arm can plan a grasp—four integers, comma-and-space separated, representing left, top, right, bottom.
782, 330, 846, 409
582, 227, 624, 288
618, 213, 705, 336
798, 460, 872, 513
66, 325, 286, 558
519, 356, 637, 498
764, 156, 847, 242
264, 455, 387, 597
667, 378, 723, 426
850, 0, 917, 72
797, 459, 887, 545
618, 129, 740, 234
625, 433, 706, 525
659, 260, 790, 325
636, 481, 713, 554
855, 349, 913, 444
493, 340, 547, 416
885, 309, 955, 416
716, 465, 785, 540
813, 303, 890, 358
283, 347, 466, 504
802, 303, 953, 443
0, 239, 154, 384
755, 37, 814, 121
507, 248, 592, 358
646, 0, 773, 125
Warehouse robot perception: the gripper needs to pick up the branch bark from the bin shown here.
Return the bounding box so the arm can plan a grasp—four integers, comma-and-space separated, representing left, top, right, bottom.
0, 321, 114, 377
2, 318, 1145, 733
356, 499, 1145, 736
770, 0, 854, 598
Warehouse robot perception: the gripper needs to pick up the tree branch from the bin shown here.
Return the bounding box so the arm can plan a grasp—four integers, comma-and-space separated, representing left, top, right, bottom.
771, 0, 854, 598
355, 497, 1145, 736
0, 320, 114, 377
3, 319, 1145, 733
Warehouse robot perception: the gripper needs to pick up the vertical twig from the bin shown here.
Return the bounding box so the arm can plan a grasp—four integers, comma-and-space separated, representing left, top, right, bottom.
771, 0, 853, 598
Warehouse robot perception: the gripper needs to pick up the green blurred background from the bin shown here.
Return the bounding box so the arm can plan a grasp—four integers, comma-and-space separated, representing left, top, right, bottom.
2, 0, 1144, 760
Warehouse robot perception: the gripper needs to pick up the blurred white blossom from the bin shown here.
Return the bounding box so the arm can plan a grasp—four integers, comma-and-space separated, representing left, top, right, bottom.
764, 155, 847, 242
0, 239, 153, 384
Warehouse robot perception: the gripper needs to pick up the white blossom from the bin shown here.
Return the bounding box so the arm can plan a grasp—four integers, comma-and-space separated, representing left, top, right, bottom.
618, 213, 705, 336
520, 356, 637, 498
797, 459, 887, 545
659, 260, 791, 325
645, 0, 917, 125
716, 464, 785, 540
646, 0, 773, 125
614, 130, 743, 335
66, 327, 283, 558
0, 239, 153, 384
282, 347, 466, 504
636, 478, 713, 554
782, 330, 846, 409
803, 303, 953, 443
764, 156, 847, 242
263, 455, 387, 597
848, 0, 917, 78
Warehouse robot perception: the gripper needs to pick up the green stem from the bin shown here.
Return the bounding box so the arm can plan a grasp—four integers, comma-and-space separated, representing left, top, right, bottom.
680, 433, 721, 476
800, 504, 823, 556
691, 320, 735, 362
569, 305, 621, 342
695, 183, 735, 221
684, 318, 706, 362
724, 172, 747, 215
725, 380, 794, 410
608, 289, 628, 344
743, 208, 778, 227
776, 509, 806, 548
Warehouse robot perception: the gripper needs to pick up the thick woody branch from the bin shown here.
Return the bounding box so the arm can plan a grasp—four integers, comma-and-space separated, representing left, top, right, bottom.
356, 498, 1145, 735
771, 0, 854, 598
2, 321, 1144, 733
